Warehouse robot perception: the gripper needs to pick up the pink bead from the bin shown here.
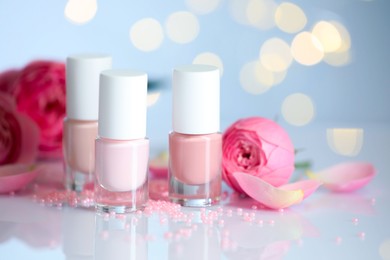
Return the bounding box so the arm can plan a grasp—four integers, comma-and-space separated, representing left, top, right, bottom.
164, 232, 173, 240
251, 205, 258, 210
116, 214, 126, 219
335, 236, 342, 244
160, 218, 167, 225
243, 216, 252, 222
358, 232, 366, 239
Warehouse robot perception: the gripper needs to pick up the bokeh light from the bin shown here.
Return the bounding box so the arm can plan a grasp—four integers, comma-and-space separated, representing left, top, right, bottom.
64, 0, 97, 24
240, 61, 272, 95
130, 18, 164, 52
324, 50, 351, 67
327, 128, 364, 156
312, 21, 342, 53
379, 239, 390, 260
275, 2, 307, 33
240, 61, 283, 95
165, 11, 199, 44
147, 92, 161, 107
229, 0, 276, 29
246, 0, 277, 30
186, 0, 221, 14
259, 38, 292, 72
282, 93, 315, 126
229, 0, 252, 25
291, 32, 324, 66
323, 21, 352, 66
193, 52, 224, 76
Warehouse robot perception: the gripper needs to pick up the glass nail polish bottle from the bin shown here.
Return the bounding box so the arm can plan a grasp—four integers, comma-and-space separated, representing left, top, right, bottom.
169, 64, 222, 207
64, 54, 112, 192
95, 70, 149, 213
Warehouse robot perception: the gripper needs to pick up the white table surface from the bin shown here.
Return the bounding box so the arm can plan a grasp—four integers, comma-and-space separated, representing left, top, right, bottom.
1, 122, 389, 260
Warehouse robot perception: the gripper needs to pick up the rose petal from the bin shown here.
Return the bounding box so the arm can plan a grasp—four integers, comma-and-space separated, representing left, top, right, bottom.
233, 172, 304, 209
0, 69, 20, 95
234, 117, 294, 152
279, 180, 322, 199
15, 113, 40, 164
309, 162, 375, 192
0, 164, 39, 193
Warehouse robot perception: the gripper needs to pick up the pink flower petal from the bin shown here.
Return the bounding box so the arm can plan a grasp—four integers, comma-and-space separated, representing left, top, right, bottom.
0, 164, 39, 193
310, 162, 375, 192
279, 180, 323, 199
234, 117, 294, 152
233, 172, 304, 209
15, 113, 40, 164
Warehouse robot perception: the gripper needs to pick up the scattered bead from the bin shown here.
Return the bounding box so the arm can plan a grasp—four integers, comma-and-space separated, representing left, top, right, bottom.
226, 209, 233, 217
251, 205, 258, 210
164, 232, 173, 240
116, 214, 126, 220
335, 236, 342, 245
352, 218, 359, 224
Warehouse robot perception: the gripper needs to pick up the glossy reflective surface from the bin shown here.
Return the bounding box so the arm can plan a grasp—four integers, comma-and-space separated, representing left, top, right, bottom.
0, 124, 390, 260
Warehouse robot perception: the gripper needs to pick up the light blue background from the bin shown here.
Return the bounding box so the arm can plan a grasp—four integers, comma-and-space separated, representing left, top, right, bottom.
0, 0, 389, 147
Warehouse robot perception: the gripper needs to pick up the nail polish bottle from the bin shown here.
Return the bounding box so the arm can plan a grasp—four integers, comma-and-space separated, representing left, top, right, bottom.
169, 64, 222, 207
64, 54, 112, 192
95, 70, 149, 213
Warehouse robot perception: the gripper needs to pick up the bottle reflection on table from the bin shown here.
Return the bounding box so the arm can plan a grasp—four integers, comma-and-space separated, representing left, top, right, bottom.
94, 213, 148, 260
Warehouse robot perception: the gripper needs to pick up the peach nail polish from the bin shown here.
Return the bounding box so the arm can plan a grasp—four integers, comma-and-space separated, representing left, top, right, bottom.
64, 54, 112, 192
95, 70, 149, 213
169, 65, 222, 207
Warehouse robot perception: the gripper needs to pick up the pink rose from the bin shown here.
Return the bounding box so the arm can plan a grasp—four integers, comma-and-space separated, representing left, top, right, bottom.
222, 117, 295, 194
0, 69, 20, 95
13, 61, 66, 159
0, 94, 40, 164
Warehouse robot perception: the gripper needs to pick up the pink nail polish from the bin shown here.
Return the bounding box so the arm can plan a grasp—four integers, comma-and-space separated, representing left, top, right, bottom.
64, 54, 112, 192
95, 70, 149, 213
169, 65, 222, 207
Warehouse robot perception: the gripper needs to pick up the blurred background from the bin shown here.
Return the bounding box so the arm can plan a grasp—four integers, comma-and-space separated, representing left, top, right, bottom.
0, 0, 389, 156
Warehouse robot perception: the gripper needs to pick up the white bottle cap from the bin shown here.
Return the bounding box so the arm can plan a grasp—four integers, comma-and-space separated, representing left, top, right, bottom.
172, 64, 220, 134
98, 70, 147, 140
66, 54, 112, 120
